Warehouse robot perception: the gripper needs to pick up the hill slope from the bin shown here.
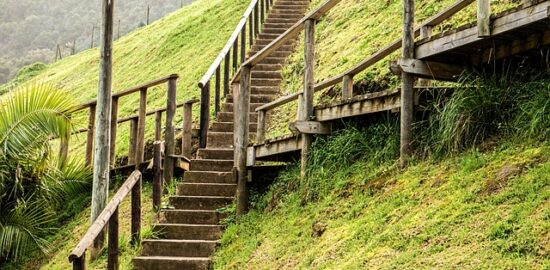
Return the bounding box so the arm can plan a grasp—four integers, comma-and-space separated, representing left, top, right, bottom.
2, 0, 249, 156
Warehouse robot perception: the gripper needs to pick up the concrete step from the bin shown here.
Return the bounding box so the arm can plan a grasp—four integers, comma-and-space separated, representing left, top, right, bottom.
169, 196, 233, 210
197, 149, 234, 160
183, 172, 236, 184
159, 209, 228, 224
252, 63, 283, 72
255, 38, 294, 47
210, 121, 257, 132
252, 43, 294, 53
184, 171, 234, 184
227, 94, 275, 103
141, 239, 218, 257
177, 183, 237, 197
217, 111, 259, 123
251, 86, 280, 95
250, 50, 291, 58
252, 78, 281, 86
133, 256, 210, 270
155, 224, 223, 240
262, 27, 289, 34
222, 102, 264, 112
207, 132, 234, 148
190, 159, 233, 172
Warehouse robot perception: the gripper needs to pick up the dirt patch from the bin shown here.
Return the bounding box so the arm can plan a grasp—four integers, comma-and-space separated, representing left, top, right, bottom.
479, 164, 521, 195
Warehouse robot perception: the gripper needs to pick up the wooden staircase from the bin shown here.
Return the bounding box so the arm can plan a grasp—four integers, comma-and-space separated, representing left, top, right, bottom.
132, 1, 310, 269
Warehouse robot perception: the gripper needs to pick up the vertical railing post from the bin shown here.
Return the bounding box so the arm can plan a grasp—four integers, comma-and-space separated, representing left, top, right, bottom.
342, 74, 354, 100
59, 132, 69, 166
233, 40, 238, 71
107, 207, 119, 270
400, 0, 415, 168
164, 77, 177, 185
109, 97, 119, 167
249, 16, 254, 47
224, 53, 230, 97
234, 66, 251, 215
72, 252, 86, 270
131, 173, 142, 246
257, 110, 266, 143
135, 88, 147, 169
182, 102, 193, 158
153, 111, 163, 211
477, 0, 490, 37
300, 19, 316, 178
215, 66, 221, 115
241, 25, 246, 64
418, 26, 433, 88
128, 118, 138, 165
86, 105, 96, 166
254, 3, 260, 36
199, 82, 210, 149
260, 0, 265, 24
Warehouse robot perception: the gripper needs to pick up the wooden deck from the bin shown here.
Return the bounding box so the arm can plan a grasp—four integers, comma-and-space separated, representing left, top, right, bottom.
416, 0, 550, 66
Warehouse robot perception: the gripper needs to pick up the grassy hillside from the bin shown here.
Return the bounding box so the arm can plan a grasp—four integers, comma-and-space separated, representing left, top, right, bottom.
1, 0, 249, 157
267, 0, 520, 138
213, 128, 549, 269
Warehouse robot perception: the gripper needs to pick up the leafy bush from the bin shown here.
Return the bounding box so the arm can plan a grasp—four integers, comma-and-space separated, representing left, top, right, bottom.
0, 84, 91, 260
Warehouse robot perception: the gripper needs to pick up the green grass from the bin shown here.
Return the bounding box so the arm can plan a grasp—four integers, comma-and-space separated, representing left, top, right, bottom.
213, 130, 550, 269
1, 0, 249, 157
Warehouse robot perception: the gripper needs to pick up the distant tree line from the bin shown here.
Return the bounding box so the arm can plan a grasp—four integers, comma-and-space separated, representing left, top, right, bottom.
0, 0, 194, 84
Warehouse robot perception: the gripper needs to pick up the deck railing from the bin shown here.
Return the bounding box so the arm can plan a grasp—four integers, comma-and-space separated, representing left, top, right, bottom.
197, 0, 274, 148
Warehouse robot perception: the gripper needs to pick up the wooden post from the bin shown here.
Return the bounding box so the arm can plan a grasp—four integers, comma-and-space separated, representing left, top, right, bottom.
224, 53, 230, 97
107, 207, 119, 270
418, 26, 433, 87
257, 110, 266, 143
254, 4, 259, 36
128, 118, 138, 165
234, 66, 251, 215
477, 0, 490, 37
91, 0, 114, 257
301, 19, 316, 178
59, 132, 69, 166
233, 40, 238, 71
146, 6, 150, 25
241, 26, 246, 64
260, 0, 265, 23
400, 0, 415, 168
72, 252, 86, 270
182, 102, 193, 158
199, 82, 210, 148
109, 97, 119, 167
249, 17, 254, 47
342, 74, 353, 99
130, 173, 142, 246
163, 78, 177, 185
153, 141, 162, 211
86, 105, 96, 166
153, 112, 162, 210
90, 24, 95, 49
215, 66, 221, 115
117, 19, 121, 39
135, 88, 147, 168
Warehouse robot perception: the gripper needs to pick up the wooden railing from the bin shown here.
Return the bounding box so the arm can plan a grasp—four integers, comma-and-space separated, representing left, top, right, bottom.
251, 0, 482, 143
197, 0, 274, 148
69, 170, 142, 270
231, 0, 504, 211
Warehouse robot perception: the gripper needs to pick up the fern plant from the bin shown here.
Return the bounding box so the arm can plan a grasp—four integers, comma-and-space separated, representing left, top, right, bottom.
0, 84, 91, 260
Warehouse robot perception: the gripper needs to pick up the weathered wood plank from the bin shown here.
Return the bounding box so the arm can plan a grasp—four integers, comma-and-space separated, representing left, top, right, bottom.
390, 59, 463, 81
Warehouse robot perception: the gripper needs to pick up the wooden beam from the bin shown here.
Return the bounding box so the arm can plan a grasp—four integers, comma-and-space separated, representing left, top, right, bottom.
289, 121, 331, 135
256, 110, 266, 143
477, 0, 491, 37
163, 78, 177, 185
235, 66, 251, 215
471, 30, 550, 65
315, 90, 401, 121
401, 0, 415, 168
199, 82, 210, 148
254, 135, 302, 160
135, 88, 147, 168
342, 75, 353, 99
416, 1, 550, 59
301, 19, 315, 178
390, 59, 463, 81
85, 105, 96, 166
182, 102, 193, 158
109, 97, 119, 167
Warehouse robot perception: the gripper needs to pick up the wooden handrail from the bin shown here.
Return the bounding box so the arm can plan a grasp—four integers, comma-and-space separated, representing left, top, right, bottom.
69, 99, 199, 136
255, 0, 476, 113
69, 170, 142, 263
198, 0, 259, 88
75, 74, 179, 111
